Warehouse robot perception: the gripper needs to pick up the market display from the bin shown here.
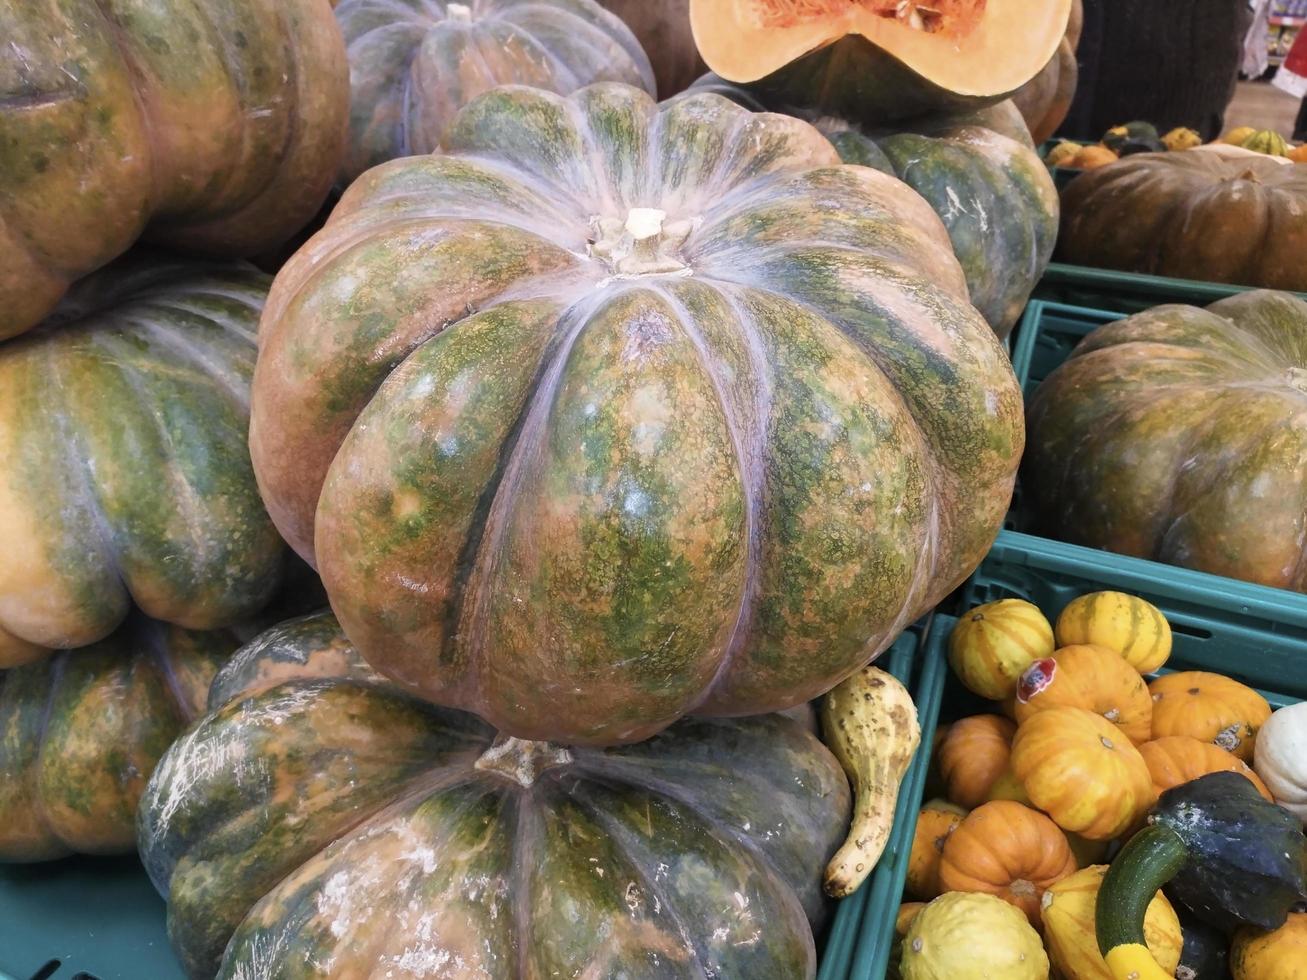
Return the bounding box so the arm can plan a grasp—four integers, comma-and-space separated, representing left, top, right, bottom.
335, 0, 654, 183
1026, 291, 1307, 589
0, 0, 348, 338
250, 83, 1023, 745
139, 612, 854, 980
8, 0, 1307, 977
0, 256, 286, 667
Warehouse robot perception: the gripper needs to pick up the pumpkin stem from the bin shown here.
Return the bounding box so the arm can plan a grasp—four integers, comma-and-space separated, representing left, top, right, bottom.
474, 737, 573, 787
1096, 824, 1188, 980
589, 209, 696, 277
446, 3, 473, 22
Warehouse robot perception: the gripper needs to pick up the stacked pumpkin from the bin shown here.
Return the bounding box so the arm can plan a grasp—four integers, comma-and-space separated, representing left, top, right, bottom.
897, 592, 1307, 980
0, 0, 1101, 976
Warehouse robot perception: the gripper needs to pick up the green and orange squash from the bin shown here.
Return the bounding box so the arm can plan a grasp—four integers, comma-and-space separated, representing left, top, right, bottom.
1057, 153, 1307, 290
946, 598, 1053, 700
0, 255, 286, 668
0, 0, 348, 338
336, 0, 654, 184
250, 83, 1023, 744
0, 616, 240, 862
1026, 291, 1307, 589
688, 0, 1074, 125
687, 79, 1059, 338
139, 611, 853, 980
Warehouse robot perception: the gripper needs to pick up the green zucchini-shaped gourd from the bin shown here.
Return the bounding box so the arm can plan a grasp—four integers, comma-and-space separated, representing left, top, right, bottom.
139, 611, 853, 980
1096, 772, 1307, 980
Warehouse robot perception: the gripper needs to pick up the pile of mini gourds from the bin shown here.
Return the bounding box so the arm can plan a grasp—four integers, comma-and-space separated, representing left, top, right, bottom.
892, 591, 1307, 980
1045, 121, 1307, 171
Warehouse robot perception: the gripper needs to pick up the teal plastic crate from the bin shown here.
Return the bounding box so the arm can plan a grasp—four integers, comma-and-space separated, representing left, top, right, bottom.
1032, 262, 1307, 315
861, 529, 1307, 978
0, 628, 926, 980
1009, 298, 1117, 396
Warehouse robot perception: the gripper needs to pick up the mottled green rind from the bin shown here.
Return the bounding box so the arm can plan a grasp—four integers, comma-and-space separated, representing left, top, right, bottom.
337, 0, 654, 182
253, 83, 1023, 744
0, 0, 347, 337
689, 77, 1057, 337
0, 615, 238, 861
139, 612, 851, 979
1025, 290, 1307, 591
0, 255, 285, 663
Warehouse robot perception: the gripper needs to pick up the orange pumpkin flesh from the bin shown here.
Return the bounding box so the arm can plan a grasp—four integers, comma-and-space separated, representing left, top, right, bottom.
938, 799, 1077, 927
1140, 735, 1274, 801
690, 0, 1073, 101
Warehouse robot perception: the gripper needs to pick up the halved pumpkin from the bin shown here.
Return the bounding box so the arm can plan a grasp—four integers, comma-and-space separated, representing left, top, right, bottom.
689, 0, 1074, 122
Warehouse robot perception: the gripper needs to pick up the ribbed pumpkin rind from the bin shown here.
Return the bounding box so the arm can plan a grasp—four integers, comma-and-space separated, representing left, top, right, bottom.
337, 0, 655, 182
0, 257, 284, 665
251, 84, 1023, 744
0, 618, 236, 861
139, 612, 851, 980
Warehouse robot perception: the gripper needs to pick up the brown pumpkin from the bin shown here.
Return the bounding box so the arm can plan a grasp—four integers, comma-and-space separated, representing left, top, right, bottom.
1011, 0, 1083, 143
1140, 735, 1274, 801
938, 800, 1078, 927
1014, 644, 1152, 744
1025, 292, 1307, 591
1011, 706, 1156, 840
598, 0, 704, 98
0, 0, 348, 339
906, 799, 968, 900
1058, 152, 1307, 290
1149, 672, 1272, 762
937, 715, 1017, 808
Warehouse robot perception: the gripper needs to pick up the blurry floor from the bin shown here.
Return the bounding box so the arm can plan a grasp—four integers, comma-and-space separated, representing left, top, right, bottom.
1227, 79, 1302, 134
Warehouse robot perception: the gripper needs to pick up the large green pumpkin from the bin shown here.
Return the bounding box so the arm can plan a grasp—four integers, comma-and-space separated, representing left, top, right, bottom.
0, 617, 239, 862
1057, 151, 1307, 291
0, 0, 349, 339
336, 0, 654, 184
249, 84, 1023, 744
1025, 290, 1307, 590
690, 77, 1058, 338
139, 612, 852, 980
0, 255, 285, 668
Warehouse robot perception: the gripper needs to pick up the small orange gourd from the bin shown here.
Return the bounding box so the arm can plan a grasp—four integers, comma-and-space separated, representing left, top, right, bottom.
1149, 672, 1271, 762
936, 714, 1016, 808
906, 800, 968, 899
1014, 644, 1152, 744
1232, 912, 1307, 979
1011, 707, 1156, 840
938, 800, 1078, 927
1140, 735, 1274, 801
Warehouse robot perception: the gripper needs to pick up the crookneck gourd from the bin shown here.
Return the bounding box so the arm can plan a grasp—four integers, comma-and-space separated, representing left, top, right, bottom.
0, 255, 286, 667
139, 612, 852, 980
0, 0, 348, 338
1026, 290, 1307, 590
250, 83, 1023, 744
0, 616, 239, 862
686, 79, 1059, 338
1057, 151, 1307, 290
688, 0, 1073, 125
336, 0, 654, 183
